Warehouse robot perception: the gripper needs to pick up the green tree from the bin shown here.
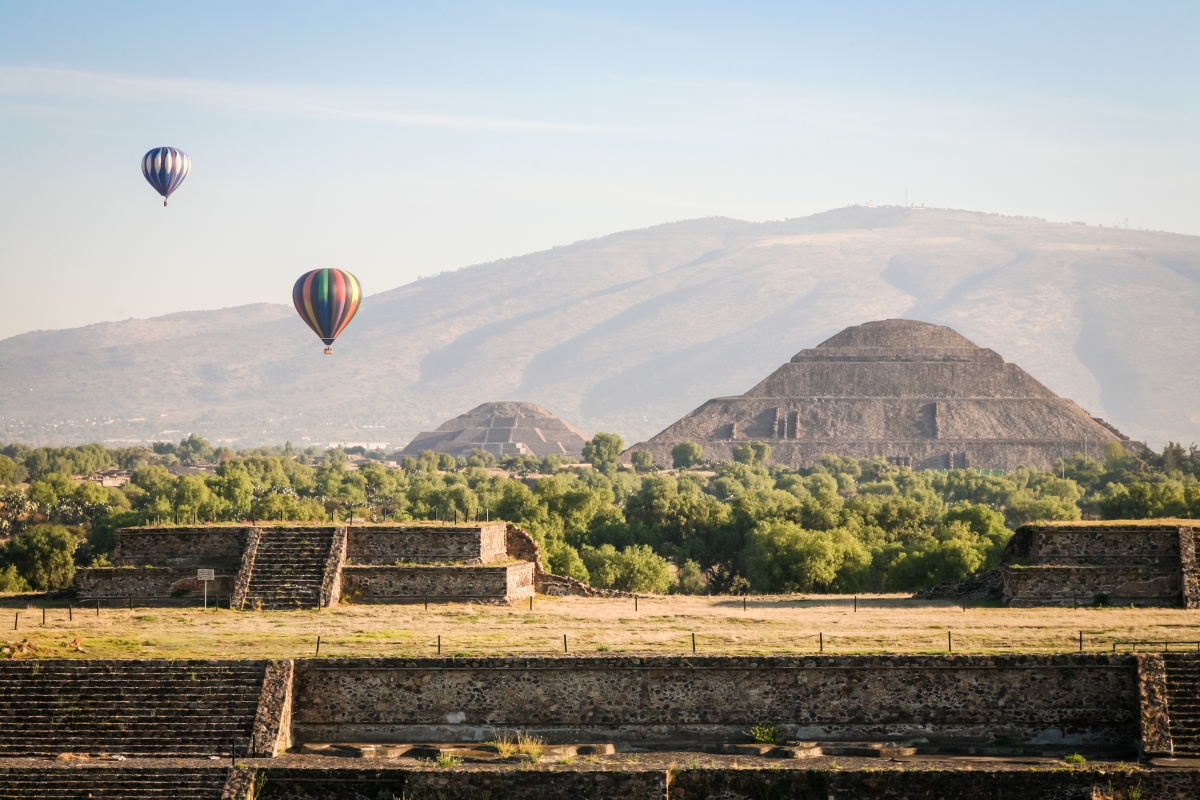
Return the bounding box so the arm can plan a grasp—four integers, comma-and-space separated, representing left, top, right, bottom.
4, 524, 78, 590
744, 520, 871, 593
672, 558, 707, 594
671, 441, 703, 469
630, 450, 655, 473
0, 564, 30, 593
580, 543, 672, 594
27, 472, 76, 506
582, 433, 624, 475
0, 455, 26, 486
467, 449, 497, 468
732, 441, 771, 467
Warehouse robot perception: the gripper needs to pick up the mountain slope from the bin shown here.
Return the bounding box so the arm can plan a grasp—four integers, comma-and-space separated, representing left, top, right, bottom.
2, 207, 1198, 449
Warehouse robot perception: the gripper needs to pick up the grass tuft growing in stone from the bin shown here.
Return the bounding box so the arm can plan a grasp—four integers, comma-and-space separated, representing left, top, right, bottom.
486, 731, 518, 759
750, 723, 779, 744
516, 731, 544, 762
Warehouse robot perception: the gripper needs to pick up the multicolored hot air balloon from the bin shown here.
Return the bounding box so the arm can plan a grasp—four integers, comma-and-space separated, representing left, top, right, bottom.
141, 147, 190, 206
293, 269, 362, 354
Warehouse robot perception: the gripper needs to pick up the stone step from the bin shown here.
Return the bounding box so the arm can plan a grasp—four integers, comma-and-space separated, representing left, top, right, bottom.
0, 768, 228, 799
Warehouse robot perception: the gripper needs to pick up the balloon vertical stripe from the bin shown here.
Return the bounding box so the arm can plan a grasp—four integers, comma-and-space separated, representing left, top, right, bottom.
293, 269, 362, 352
141, 147, 190, 205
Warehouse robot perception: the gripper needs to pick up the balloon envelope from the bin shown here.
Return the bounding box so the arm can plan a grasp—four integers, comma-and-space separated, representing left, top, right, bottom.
293, 269, 362, 349
141, 147, 190, 205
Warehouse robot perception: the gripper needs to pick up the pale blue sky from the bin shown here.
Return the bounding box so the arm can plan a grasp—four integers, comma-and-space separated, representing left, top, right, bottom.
1, 1, 1197, 339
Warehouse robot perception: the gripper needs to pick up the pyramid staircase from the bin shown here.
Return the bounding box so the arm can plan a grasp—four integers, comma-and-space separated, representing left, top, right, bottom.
0, 660, 264, 758
0, 767, 230, 799
244, 528, 335, 610
1164, 653, 1200, 756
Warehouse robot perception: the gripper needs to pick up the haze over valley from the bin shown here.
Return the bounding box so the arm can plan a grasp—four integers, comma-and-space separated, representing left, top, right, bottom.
3, 205, 1198, 451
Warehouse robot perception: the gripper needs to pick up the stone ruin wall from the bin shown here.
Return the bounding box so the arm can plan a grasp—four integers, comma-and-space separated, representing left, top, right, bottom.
1003, 566, 1183, 608
341, 563, 535, 605
74, 566, 236, 601
79, 523, 558, 606
346, 523, 508, 565
112, 526, 250, 570
289, 654, 1139, 747
1002, 524, 1199, 608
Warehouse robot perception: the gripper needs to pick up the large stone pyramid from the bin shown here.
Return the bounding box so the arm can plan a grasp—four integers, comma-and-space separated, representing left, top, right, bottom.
627, 319, 1139, 470
397, 401, 589, 459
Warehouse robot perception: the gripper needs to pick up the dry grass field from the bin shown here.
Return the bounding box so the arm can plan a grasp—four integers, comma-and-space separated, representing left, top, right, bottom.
0, 593, 1197, 660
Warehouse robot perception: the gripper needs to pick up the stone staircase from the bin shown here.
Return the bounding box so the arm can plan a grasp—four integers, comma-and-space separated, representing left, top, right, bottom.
0, 660, 264, 757
0, 767, 230, 799
245, 528, 334, 610
1164, 653, 1200, 756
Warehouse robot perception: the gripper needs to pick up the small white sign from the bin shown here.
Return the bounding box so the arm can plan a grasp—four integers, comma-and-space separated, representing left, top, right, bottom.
197, 569, 215, 581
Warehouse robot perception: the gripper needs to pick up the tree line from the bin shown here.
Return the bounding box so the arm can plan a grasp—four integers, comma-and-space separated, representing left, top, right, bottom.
0, 435, 1197, 596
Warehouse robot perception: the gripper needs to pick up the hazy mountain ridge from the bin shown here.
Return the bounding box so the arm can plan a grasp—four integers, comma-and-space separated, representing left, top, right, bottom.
2, 207, 1198, 450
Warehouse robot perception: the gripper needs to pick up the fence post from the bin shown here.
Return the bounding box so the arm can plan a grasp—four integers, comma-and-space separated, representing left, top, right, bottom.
315, 635, 321, 655
12, 613, 16, 631
819, 632, 823, 653
948, 630, 953, 653
68, 604, 72, 622
563, 634, 568, 654
1079, 631, 1083, 652
691, 632, 696, 653
42, 608, 45, 627
96, 600, 100, 616
437, 635, 441, 655
854, 596, 857, 612
634, 596, 638, 612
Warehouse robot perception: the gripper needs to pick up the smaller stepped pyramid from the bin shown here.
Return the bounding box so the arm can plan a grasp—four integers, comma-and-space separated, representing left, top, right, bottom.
627, 319, 1139, 471
398, 401, 588, 459
76, 521, 546, 608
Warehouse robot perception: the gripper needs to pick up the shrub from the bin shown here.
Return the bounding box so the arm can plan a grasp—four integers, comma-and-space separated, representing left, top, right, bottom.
750, 723, 779, 744
0, 565, 30, 593
581, 543, 672, 594
673, 559, 707, 595
671, 441, 703, 469
732, 441, 771, 467
4, 524, 78, 591
630, 450, 655, 473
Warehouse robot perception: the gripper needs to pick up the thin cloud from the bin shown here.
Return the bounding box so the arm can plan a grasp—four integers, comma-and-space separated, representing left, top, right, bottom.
0, 66, 656, 135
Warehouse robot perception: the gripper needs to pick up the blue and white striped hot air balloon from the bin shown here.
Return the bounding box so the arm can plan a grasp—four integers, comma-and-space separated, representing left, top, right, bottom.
141, 147, 190, 206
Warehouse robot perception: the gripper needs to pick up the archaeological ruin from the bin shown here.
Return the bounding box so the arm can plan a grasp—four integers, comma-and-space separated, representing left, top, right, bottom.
397, 401, 589, 460
627, 319, 1140, 470
73, 522, 604, 609
3, 651, 1199, 797
16, 519, 1199, 798
1001, 520, 1200, 609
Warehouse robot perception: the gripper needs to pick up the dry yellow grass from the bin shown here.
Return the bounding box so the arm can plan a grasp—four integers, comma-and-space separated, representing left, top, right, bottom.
0, 593, 1197, 660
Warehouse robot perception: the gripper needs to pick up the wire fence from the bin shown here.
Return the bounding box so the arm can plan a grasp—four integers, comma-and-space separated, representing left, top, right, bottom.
299, 629, 1200, 658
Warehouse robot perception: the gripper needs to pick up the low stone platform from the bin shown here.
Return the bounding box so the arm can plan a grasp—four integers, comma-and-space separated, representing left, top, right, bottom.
76, 522, 548, 608
1002, 521, 1199, 608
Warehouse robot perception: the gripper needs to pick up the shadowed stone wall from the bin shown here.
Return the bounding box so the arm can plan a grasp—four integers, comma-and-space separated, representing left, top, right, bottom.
346, 524, 508, 565
113, 527, 250, 570
290, 654, 1138, 747
76, 566, 235, 601
342, 563, 535, 605
1002, 524, 1197, 608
